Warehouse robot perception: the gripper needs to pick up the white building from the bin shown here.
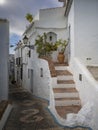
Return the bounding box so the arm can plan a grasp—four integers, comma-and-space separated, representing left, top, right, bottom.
15, 6, 69, 93
15, 0, 98, 129
67, 0, 98, 129
14, 42, 22, 87
9, 54, 15, 82
0, 19, 9, 100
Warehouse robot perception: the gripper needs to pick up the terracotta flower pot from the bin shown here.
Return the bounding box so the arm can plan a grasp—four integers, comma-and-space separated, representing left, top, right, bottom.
57, 52, 65, 63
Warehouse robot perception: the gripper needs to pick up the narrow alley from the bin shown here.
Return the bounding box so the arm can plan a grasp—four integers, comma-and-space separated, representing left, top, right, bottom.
3, 83, 90, 130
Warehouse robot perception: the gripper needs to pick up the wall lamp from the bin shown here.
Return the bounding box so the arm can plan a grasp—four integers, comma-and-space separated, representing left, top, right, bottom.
23, 35, 35, 50
23, 35, 28, 45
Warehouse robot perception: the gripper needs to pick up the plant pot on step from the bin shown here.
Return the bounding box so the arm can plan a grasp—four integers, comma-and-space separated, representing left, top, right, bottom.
57, 52, 65, 64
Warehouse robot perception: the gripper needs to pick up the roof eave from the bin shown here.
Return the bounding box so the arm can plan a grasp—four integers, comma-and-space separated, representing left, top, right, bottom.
23, 22, 34, 36
64, 0, 73, 16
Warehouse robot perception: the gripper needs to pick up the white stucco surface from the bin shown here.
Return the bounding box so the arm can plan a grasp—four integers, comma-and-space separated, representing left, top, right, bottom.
68, 0, 98, 65
37, 7, 66, 28
49, 98, 94, 128
32, 58, 51, 100
0, 104, 12, 130
15, 46, 22, 86
22, 53, 52, 100
70, 58, 98, 129
14, 1, 98, 129
74, 0, 98, 65
19, 7, 69, 95
0, 19, 9, 100
67, 1, 98, 128
68, 0, 75, 64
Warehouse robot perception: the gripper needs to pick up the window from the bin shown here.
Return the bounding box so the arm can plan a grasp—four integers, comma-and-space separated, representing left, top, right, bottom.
28, 50, 31, 58
28, 69, 31, 78
40, 68, 43, 77
16, 58, 18, 65
20, 67, 23, 80
19, 57, 21, 65
16, 57, 22, 66
49, 36, 52, 41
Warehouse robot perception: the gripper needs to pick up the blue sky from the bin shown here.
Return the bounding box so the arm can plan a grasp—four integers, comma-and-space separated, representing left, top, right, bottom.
0, 0, 63, 53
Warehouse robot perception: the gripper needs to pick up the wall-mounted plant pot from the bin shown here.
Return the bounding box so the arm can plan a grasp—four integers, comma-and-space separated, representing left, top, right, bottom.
57, 52, 65, 64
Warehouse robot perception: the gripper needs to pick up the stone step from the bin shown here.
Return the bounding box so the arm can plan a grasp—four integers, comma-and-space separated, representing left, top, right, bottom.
56, 80, 75, 88
54, 92, 79, 98
56, 70, 72, 76
52, 64, 82, 119
57, 80, 75, 84
53, 88, 77, 93
0, 100, 12, 130
57, 75, 73, 80
55, 66, 69, 70
55, 105, 81, 119
0, 100, 11, 120
55, 97, 80, 100
54, 83, 75, 88
54, 62, 68, 66
55, 100, 81, 106
55, 97, 81, 106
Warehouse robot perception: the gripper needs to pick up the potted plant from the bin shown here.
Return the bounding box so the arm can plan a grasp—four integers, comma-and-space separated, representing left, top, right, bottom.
25, 13, 33, 23
35, 33, 57, 58
55, 39, 68, 63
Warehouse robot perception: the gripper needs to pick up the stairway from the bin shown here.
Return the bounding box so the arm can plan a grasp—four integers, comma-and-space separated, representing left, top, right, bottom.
53, 63, 81, 119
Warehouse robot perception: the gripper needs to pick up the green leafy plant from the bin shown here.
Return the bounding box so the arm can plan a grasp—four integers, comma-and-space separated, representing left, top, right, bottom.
35, 33, 57, 57
55, 39, 68, 54
25, 13, 33, 23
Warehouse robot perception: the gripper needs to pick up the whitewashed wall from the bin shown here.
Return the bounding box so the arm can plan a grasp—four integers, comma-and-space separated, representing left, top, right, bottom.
15, 47, 22, 85
68, 0, 75, 64
32, 58, 51, 100
71, 58, 98, 129
0, 19, 9, 100
68, 1, 98, 129
23, 51, 51, 100
21, 47, 30, 90
21, 7, 69, 96
9, 54, 15, 80
14, 49, 18, 82
74, 0, 98, 65
38, 7, 66, 28
22, 65, 30, 90
15, 47, 21, 59
68, 0, 98, 65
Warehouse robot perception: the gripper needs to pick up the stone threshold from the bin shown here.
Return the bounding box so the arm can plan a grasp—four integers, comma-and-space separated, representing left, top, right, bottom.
0, 100, 12, 130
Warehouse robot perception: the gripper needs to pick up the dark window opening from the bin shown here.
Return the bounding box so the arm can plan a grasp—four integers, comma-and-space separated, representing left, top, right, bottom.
28, 50, 31, 58
40, 68, 43, 77
16, 57, 22, 66
49, 36, 52, 41
20, 67, 23, 80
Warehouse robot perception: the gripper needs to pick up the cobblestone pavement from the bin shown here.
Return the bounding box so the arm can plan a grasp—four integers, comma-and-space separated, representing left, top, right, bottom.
3, 84, 91, 130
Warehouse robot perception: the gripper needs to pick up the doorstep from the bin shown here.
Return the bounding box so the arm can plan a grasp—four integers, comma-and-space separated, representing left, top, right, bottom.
0, 100, 13, 130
